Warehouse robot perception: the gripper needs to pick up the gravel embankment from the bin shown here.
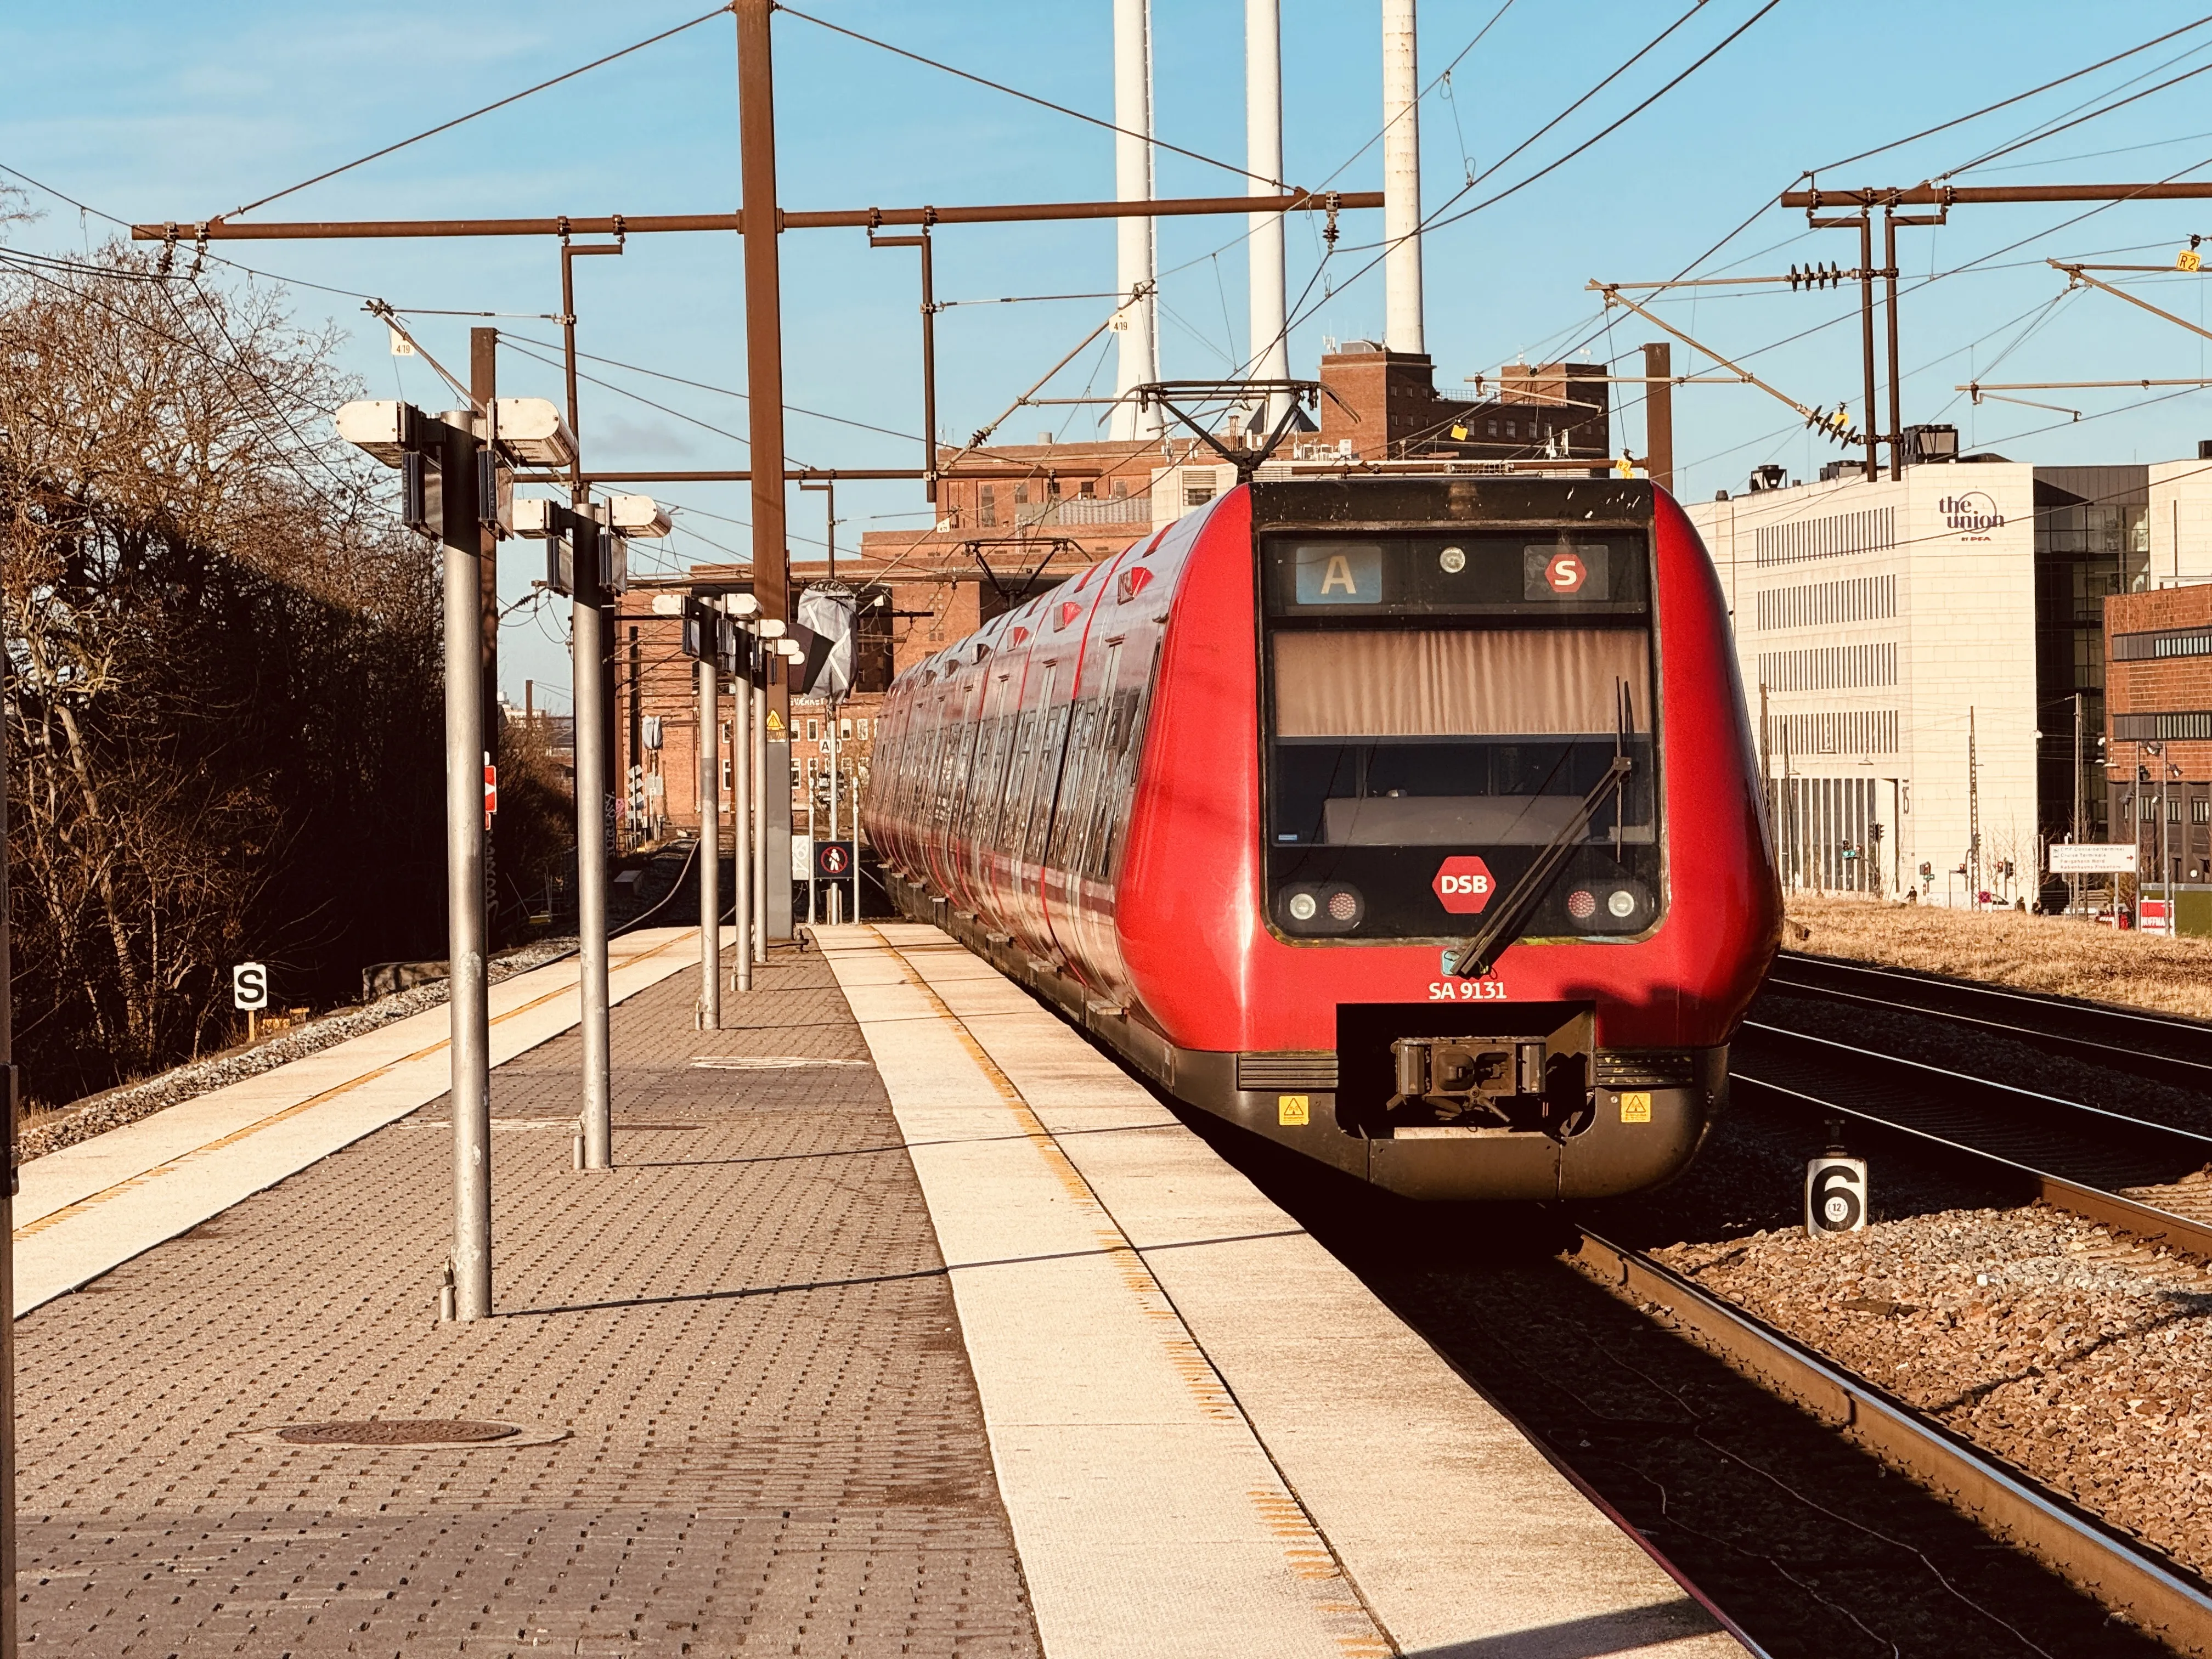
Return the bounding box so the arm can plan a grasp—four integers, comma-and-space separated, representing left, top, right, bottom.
20, 939, 578, 1164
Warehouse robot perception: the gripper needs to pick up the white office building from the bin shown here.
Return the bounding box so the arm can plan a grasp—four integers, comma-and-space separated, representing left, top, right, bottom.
1686, 452, 2175, 905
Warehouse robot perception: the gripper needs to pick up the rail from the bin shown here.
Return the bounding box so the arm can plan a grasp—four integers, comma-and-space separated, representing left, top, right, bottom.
1572, 1228, 2212, 1655
1767, 949, 2212, 1092
1735, 1022, 2212, 1262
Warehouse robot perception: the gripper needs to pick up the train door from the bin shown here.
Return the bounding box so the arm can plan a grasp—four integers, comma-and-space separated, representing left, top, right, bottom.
1042, 639, 1121, 977
953, 668, 1015, 918
1008, 663, 1064, 952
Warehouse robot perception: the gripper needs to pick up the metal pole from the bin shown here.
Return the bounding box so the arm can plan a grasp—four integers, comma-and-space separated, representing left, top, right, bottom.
1968, 706, 1980, 909
0, 553, 20, 1657
573, 578, 612, 1168
731, 630, 754, 992
442, 417, 493, 1320
2164, 763, 2174, 929
698, 655, 720, 1028
752, 666, 769, 964
736, 0, 790, 640
1857, 213, 1878, 480
561, 242, 620, 1172
920, 231, 938, 501
737, 0, 794, 951
1642, 341, 1673, 493
471, 331, 502, 938
1883, 210, 1903, 481
2074, 691, 2084, 916
826, 716, 840, 927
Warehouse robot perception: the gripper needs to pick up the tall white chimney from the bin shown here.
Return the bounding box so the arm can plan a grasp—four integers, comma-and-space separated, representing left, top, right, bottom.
1111, 0, 1162, 440
1383, 0, 1424, 356
1246, 0, 1288, 435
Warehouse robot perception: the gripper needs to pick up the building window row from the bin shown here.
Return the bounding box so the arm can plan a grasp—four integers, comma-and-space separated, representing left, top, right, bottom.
2113, 711, 2212, 741
2111, 628, 2212, 661
1753, 505, 1896, 569
1754, 573, 1897, 632
1765, 708, 1900, 758
1755, 641, 1899, 693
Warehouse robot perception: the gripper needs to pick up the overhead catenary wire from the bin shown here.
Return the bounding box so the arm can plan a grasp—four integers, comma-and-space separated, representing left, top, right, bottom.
214, 4, 737, 222
1809, 13, 2212, 177
776, 4, 1276, 189
1939, 57, 2212, 182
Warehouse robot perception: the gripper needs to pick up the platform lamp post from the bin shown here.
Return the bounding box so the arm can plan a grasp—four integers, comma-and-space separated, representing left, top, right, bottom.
720, 594, 764, 994
516, 489, 669, 1161
337, 396, 572, 1318
2145, 740, 2171, 934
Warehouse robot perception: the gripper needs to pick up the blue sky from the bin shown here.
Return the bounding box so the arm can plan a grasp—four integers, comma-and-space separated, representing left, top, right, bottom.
14, 1, 2212, 699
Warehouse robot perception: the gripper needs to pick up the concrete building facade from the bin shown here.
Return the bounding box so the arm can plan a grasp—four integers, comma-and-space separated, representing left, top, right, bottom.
1688, 459, 2154, 905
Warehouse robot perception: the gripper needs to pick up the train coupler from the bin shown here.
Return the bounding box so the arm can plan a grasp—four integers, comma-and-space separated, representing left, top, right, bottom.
1384, 1034, 1592, 1136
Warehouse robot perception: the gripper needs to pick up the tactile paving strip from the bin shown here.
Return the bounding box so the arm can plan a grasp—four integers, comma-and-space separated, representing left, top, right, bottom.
15, 948, 1042, 1656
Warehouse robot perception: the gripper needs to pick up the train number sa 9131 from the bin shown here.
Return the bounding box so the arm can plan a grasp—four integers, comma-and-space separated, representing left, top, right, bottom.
1427, 978, 1509, 1002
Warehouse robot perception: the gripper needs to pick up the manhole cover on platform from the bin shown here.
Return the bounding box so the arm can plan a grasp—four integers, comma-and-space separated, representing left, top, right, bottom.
275, 1419, 521, 1446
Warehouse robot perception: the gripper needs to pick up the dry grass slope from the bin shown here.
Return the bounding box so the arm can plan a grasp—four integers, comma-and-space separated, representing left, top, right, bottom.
1785, 893, 2212, 1024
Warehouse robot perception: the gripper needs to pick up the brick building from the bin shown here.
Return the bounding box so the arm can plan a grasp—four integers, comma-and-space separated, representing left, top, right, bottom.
2104, 582, 2212, 888
1308, 344, 1609, 464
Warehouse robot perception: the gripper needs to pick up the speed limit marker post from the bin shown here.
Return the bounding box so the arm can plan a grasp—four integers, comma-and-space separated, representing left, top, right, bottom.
1805, 1118, 1869, 1239
233, 961, 268, 1043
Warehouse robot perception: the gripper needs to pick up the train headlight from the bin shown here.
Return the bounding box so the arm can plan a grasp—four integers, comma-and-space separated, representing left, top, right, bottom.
1607, 889, 1637, 919
1278, 883, 1363, 935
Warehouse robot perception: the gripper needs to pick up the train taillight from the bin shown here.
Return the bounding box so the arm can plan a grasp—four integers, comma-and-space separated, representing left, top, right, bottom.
1277, 883, 1364, 936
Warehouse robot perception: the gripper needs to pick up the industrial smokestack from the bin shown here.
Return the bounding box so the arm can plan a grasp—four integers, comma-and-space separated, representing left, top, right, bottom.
1383, 0, 1424, 356
1111, 0, 1162, 440
1246, 0, 1287, 435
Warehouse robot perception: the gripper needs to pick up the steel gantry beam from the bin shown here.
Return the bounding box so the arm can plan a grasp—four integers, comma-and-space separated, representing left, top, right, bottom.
126, 190, 1380, 246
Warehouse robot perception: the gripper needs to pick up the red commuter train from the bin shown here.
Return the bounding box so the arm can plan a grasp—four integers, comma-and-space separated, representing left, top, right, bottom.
862, 476, 1780, 1199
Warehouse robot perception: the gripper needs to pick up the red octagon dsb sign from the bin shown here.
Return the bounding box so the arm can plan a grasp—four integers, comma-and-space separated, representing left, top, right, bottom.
1544, 550, 1587, 593
1432, 855, 1496, 915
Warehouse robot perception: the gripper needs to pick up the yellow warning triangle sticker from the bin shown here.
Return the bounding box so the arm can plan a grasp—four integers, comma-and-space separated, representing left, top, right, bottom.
766, 710, 786, 735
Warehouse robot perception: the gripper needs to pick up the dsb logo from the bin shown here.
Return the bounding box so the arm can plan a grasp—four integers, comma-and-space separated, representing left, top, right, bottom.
1432, 855, 1496, 915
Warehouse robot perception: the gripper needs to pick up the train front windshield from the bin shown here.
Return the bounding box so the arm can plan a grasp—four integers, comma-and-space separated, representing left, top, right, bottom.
1261, 531, 1661, 944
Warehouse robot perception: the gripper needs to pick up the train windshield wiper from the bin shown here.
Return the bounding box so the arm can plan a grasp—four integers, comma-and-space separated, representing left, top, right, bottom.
1447, 753, 1632, 981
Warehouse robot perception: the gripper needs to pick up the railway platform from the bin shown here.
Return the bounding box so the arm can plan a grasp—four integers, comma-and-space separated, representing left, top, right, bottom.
12, 919, 1750, 1657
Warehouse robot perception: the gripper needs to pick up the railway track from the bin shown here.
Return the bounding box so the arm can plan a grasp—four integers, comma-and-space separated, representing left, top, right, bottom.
1186, 1091, 2205, 1655
1571, 1227, 2212, 1657
1734, 1020, 2212, 1259
1767, 950, 2212, 1094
